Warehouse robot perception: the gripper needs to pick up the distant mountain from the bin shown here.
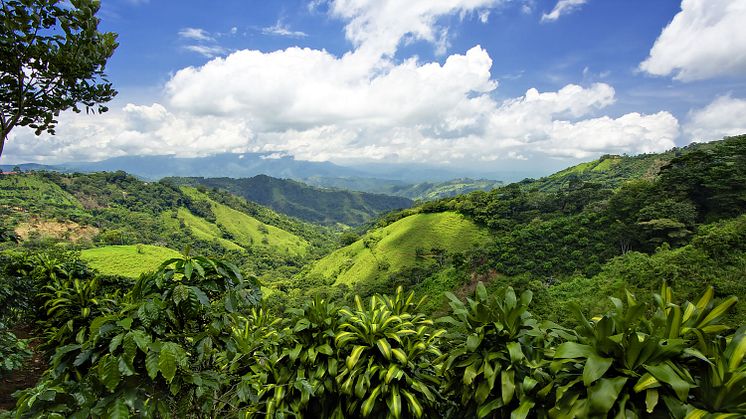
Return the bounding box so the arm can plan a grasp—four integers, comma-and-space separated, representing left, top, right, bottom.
165, 175, 414, 226
60, 153, 365, 180
4, 153, 523, 184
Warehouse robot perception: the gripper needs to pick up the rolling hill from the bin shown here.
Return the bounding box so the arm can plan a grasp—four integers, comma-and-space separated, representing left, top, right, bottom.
304, 211, 488, 286
165, 175, 413, 226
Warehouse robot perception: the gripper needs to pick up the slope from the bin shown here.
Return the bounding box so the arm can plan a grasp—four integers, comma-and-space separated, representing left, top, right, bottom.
305, 211, 488, 286
179, 186, 310, 256
166, 175, 413, 226
81, 245, 182, 278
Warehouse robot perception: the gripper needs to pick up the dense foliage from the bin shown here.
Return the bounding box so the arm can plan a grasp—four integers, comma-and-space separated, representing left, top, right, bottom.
2, 246, 743, 417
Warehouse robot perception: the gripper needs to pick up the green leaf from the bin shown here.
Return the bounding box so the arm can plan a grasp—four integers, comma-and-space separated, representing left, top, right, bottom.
588, 377, 627, 415
698, 296, 738, 328
644, 363, 692, 401
376, 338, 392, 360
583, 354, 613, 386
501, 369, 515, 405
159, 343, 179, 383
388, 386, 402, 419
361, 385, 382, 417
401, 389, 423, 418
145, 349, 159, 380
555, 342, 594, 359
477, 398, 504, 419
466, 334, 482, 352
511, 400, 535, 419
347, 345, 366, 370
391, 348, 408, 365
97, 354, 120, 392
107, 398, 130, 419
645, 389, 659, 413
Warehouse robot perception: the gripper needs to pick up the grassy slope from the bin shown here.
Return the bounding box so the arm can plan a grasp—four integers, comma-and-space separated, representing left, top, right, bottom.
81, 244, 182, 278
179, 187, 309, 255
308, 212, 488, 285
0, 174, 85, 216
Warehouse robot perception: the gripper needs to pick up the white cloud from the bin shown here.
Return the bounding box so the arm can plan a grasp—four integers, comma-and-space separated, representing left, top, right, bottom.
640, 0, 746, 81
684, 95, 746, 141
178, 27, 214, 42
329, 0, 501, 59
183, 45, 228, 58
541, 0, 588, 22
262, 21, 308, 38
3, 0, 682, 167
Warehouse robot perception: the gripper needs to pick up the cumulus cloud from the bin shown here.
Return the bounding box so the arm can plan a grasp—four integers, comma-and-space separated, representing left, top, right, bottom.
541, 0, 588, 22
640, 0, 746, 81
329, 0, 501, 59
684, 95, 746, 141
4, 0, 682, 167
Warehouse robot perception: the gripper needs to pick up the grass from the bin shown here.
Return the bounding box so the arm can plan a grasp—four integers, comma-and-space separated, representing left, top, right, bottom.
176, 208, 243, 251
0, 174, 85, 215
179, 187, 308, 255
81, 244, 182, 278
308, 212, 488, 285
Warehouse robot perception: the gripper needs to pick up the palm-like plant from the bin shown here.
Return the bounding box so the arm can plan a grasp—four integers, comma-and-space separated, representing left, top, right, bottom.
335, 287, 445, 418
550, 285, 738, 418
438, 283, 558, 418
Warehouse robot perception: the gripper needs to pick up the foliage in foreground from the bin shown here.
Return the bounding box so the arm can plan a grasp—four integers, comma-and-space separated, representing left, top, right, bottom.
5, 248, 744, 419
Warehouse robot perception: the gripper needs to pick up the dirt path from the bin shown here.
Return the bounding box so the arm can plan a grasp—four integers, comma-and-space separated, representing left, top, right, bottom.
0, 326, 46, 411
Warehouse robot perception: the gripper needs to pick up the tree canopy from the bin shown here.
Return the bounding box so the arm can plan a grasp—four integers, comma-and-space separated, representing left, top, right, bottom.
0, 0, 117, 159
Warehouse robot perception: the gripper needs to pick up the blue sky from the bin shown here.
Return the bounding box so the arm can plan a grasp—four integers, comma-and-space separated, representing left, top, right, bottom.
6, 0, 746, 176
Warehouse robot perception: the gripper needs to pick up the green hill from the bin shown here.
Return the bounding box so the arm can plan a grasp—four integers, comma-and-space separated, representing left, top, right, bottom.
165, 175, 413, 226
306, 211, 488, 286
178, 186, 309, 256
81, 244, 182, 278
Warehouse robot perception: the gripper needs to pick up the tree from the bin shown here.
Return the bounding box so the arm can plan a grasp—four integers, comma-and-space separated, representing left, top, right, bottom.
0, 0, 118, 159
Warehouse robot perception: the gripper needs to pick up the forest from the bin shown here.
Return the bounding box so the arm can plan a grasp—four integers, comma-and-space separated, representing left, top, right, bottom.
0, 135, 745, 417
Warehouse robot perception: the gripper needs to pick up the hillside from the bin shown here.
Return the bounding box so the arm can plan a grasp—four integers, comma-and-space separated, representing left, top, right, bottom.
303, 176, 504, 201
165, 175, 413, 226
305, 212, 487, 286
265, 135, 746, 321
81, 244, 182, 278
0, 171, 335, 277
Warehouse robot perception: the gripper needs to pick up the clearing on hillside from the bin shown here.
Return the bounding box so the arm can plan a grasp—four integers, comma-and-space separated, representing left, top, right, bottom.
81, 245, 182, 278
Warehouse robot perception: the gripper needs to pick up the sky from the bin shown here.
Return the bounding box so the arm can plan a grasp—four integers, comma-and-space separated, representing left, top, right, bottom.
5, 0, 746, 177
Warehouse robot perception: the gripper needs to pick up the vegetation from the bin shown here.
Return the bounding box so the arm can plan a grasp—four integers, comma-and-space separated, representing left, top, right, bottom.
80, 244, 182, 278
1, 135, 746, 416
0, 0, 118, 158
1, 246, 743, 417
303, 177, 504, 201
166, 175, 413, 226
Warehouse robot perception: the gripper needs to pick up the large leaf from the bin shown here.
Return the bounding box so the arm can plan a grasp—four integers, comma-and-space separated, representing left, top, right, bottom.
583, 354, 613, 386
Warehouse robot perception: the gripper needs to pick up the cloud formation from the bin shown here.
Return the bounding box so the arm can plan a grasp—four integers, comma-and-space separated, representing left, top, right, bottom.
684, 95, 746, 141
4, 0, 686, 167
541, 0, 588, 22
640, 0, 746, 81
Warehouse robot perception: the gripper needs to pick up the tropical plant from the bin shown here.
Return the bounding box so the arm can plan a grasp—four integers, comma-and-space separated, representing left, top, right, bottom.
550, 284, 738, 418
14, 253, 260, 417
334, 287, 445, 418
0, 321, 31, 378
438, 283, 561, 418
